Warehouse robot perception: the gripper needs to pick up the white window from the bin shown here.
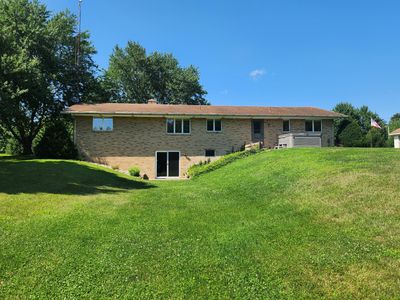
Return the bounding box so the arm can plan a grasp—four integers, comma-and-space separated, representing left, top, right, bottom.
166, 119, 190, 134
93, 117, 113, 131
314, 120, 322, 132
205, 149, 216, 157
305, 120, 322, 132
207, 119, 222, 132
283, 120, 290, 132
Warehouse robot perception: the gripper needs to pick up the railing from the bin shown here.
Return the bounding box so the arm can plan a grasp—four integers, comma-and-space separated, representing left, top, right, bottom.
245, 141, 264, 150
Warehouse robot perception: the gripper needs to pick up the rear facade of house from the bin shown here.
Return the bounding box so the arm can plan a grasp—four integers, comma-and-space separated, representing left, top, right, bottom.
66, 101, 344, 179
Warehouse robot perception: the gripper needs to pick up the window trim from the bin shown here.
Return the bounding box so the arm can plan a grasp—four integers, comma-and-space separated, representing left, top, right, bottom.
166, 118, 191, 135
283, 120, 291, 132
206, 119, 222, 132
205, 149, 216, 157
305, 120, 322, 132
92, 117, 113, 132
314, 120, 322, 132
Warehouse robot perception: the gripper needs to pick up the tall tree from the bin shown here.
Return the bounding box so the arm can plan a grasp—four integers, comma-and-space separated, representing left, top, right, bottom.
0, 0, 100, 154
104, 41, 208, 105
357, 105, 385, 134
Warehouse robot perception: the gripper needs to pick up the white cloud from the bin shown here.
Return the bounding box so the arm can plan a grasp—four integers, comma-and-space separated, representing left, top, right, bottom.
220, 89, 228, 95
249, 69, 266, 80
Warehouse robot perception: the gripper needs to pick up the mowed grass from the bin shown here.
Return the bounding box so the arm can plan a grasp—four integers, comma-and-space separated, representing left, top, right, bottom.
0, 149, 399, 299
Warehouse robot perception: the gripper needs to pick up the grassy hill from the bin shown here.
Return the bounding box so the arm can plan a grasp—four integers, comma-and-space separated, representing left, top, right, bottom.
0, 149, 399, 298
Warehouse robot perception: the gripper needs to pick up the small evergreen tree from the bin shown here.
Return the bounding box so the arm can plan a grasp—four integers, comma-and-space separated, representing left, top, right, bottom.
338, 122, 364, 147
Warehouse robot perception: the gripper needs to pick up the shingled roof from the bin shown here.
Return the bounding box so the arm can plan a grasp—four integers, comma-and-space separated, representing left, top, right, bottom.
389, 128, 400, 136
65, 103, 345, 119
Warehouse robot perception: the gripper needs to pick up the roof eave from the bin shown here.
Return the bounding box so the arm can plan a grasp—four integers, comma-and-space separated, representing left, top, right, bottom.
63, 111, 345, 119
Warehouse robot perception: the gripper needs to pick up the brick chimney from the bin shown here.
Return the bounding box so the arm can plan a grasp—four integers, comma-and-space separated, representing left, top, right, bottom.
147, 99, 157, 105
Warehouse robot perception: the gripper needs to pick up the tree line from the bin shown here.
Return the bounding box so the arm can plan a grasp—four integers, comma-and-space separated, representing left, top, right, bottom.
0, 0, 399, 157
333, 103, 399, 147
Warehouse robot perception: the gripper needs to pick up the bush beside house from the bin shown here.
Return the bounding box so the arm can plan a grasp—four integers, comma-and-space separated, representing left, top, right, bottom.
128, 166, 141, 177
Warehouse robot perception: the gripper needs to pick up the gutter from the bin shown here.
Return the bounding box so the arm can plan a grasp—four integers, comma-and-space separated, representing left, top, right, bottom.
62, 111, 347, 119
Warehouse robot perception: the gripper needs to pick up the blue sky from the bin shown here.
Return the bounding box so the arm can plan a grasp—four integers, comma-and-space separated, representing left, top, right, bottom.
43, 0, 400, 121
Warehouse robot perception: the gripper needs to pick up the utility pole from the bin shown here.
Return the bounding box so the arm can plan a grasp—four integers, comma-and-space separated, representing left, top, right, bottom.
74, 0, 83, 104
75, 0, 82, 66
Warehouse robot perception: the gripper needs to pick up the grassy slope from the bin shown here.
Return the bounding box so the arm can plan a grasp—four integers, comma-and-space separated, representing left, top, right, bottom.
0, 149, 399, 299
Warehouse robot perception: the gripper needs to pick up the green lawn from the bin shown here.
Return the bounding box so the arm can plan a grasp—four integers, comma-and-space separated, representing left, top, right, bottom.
0, 149, 399, 299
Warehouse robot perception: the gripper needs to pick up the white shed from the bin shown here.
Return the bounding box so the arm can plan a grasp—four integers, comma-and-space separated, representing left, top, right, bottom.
390, 128, 400, 149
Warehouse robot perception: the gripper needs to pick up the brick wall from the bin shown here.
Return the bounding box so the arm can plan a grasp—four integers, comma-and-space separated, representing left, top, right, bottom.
321, 119, 334, 147
75, 116, 251, 179
75, 116, 334, 179
262, 119, 334, 148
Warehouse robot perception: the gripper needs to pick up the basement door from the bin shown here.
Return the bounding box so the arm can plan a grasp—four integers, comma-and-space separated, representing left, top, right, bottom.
252, 120, 264, 142
156, 151, 180, 178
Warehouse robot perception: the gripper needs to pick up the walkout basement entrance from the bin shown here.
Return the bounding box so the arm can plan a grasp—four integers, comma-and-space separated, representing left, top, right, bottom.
156, 151, 180, 178
252, 120, 264, 142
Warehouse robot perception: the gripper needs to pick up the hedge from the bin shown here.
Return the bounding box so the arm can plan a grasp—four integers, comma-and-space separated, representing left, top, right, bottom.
187, 148, 263, 178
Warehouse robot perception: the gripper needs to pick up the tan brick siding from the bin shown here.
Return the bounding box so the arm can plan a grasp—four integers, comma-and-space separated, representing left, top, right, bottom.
263, 119, 334, 148
75, 117, 251, 179
75, 116, 335, 179
321, 119, 334, 147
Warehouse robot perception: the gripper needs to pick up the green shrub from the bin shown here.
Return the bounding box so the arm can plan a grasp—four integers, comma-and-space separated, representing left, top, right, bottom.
338, 122, 364, 147
386, 137, 395, 148
187, 148, 262, 178
129, 166, 140, 177
365, 128, 387, 147
1, 127, 21, 155
33, 119, 77, 159
0, 128, 8, 153
5, 138, 23, 155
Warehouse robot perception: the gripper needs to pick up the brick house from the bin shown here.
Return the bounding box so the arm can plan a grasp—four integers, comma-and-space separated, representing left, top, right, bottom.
65, 101, 344, 179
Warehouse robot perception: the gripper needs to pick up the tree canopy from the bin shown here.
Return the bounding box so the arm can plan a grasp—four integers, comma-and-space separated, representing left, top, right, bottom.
389, 113, 400, 132
104, 41, 208, 105
0, 0, 100, 154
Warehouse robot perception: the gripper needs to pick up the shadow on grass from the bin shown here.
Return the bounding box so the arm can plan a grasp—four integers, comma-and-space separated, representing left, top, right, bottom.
0, 158, 154, 195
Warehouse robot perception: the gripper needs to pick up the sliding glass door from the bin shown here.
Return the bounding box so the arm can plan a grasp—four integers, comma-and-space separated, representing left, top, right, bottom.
156, 151, 180, 178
